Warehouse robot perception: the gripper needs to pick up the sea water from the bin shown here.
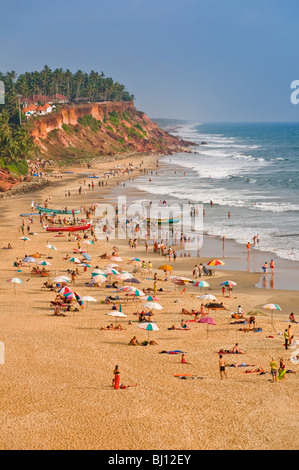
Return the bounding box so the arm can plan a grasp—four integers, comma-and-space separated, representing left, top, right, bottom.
128, 121, 299, 263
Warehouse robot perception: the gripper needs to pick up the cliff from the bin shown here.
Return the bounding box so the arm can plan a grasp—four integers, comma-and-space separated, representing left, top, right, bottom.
27, 101, 194, 164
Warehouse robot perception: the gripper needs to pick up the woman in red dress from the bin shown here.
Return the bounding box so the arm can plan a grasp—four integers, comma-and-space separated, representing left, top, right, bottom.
113, 365, 120, 389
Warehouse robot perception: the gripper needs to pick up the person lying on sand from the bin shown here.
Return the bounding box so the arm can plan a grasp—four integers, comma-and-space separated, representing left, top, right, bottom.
206, 302, 227, 309
168, 324, 191, 330
218, 344, 245, 354
101, 323, 126, 331
141, 340, 158, 346
242, 366, 266, 374
229, 362, 256, 367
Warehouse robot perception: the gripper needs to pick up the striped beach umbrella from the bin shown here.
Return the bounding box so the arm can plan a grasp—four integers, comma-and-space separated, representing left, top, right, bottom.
220, 280, 237, 286
207, 260, 225, 266
37, 260, 51, 266
6, 277, 23, 295
138, 322, 159, 341
193, 280, 210, 288
92, 269, 105, 276
263, 303, 282, 328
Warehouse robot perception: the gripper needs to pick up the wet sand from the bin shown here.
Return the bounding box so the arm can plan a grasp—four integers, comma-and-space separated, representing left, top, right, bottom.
0, 154, 298, 450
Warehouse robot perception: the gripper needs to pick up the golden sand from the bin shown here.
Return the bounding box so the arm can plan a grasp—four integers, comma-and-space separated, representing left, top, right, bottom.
0, 155, 298, 450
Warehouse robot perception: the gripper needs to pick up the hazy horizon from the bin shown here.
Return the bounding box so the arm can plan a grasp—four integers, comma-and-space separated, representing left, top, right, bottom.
1, 0, 299, 123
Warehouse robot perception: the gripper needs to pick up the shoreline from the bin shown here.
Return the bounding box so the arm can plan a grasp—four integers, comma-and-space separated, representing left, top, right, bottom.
0, 151, 298, 450
106, 155, 299, 291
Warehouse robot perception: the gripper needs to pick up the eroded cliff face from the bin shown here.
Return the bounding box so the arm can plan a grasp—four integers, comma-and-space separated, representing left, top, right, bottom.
28, 101, 194, 163
30, 101, 135, 141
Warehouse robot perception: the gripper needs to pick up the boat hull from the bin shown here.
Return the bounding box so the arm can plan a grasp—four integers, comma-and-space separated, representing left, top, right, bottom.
36, 205, 80, 215
45, 223, 92, 233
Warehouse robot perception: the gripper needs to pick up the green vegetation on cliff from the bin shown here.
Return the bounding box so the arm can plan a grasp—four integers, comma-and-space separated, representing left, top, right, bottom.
0, 66, 134, 103
0, 110, 34, 176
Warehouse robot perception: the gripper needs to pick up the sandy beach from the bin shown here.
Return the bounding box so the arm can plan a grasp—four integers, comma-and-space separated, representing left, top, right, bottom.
0, 153, 298, 451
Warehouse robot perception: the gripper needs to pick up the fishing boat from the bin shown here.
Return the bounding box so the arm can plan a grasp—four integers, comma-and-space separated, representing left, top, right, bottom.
35, 205, 80, 215
44, 222, 92, 233
147, 206, 181, 225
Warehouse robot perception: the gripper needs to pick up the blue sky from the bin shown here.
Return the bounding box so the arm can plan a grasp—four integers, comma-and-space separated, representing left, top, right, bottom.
1, 0, 299, 121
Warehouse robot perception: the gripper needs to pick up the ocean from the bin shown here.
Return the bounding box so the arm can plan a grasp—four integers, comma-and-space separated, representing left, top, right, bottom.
127, 121, 299, 263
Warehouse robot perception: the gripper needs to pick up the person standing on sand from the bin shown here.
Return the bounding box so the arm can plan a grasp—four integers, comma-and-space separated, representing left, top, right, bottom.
219, 355, 227, 379
113, 365, 120, 389
270, 260, 275, 274
270, 357, 278, 383
284, 329, 289, 350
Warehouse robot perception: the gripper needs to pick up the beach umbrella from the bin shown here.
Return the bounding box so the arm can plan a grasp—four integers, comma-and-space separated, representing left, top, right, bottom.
37, 260, 51, 266
121, 286, 145, 297
110, 256, 123, 262
262, 303, 282, 328
207, 260, 225, 267
193, 280, 210, 288
247, 309, 268, 316
143, 302, 163, 310
23, 256, 36, 263
131, 257, 141, 262
52, 276, 71, 284
81, 296, 97, 302
6, 277, 23, 295
106, 310, 127, 325
124, 278, 141, 284
93, 274, 107, 284
116, 273, 133, 280
128, 260, 142, 266
220, 281, 237, 286
46, 244, 57, 250
129, 288, 145, 297
138, 322, 159, 341
196, 294, 217, 301
105, 268, 119, 275
197, 316, 216, 338
105, 263, 120, 269
82, 253, 91, 261
92, 269, 105, 276
142, 295, 159, 302
20, 237, 30, 242
159, 265, 173, 271
83, 240, 94, 245
70, 257, 81, 264
81, 296, 97, 309
58, 286, 73, 295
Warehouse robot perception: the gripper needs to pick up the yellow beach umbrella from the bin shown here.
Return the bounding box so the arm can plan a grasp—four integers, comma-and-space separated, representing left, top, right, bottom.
159, 265, 173, 271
